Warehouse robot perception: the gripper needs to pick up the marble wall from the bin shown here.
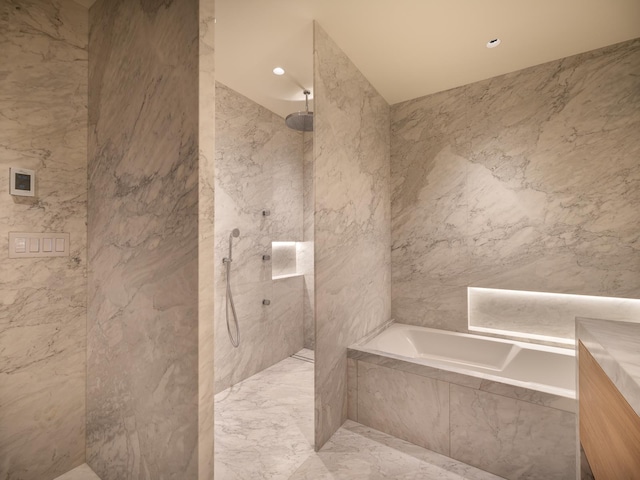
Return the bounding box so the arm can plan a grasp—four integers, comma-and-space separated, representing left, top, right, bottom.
314, 23, 391, 449
87, 0, 203, 478
391, 39, 640, 334
302, 132, 315, 349
0, 1, 87, 479
198, 0, 216, 477
214, 82, 304, 394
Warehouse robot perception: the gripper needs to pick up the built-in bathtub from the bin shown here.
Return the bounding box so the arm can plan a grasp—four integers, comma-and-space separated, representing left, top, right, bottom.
347, 322, 578, 480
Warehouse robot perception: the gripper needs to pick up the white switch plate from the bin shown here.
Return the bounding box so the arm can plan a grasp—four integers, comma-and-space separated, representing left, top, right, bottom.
9, 232, 70, 258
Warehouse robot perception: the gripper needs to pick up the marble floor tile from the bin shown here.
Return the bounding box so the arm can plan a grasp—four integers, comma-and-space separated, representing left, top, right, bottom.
216, 349, 502, 480
53, 464, 102, 480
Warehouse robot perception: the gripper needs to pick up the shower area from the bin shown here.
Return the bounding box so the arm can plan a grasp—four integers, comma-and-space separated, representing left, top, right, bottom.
213, 82, 315, 393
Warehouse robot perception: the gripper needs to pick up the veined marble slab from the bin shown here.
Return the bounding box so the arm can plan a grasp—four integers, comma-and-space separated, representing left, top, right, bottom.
198, 0, 216, 477
87, 0, 201, 478
313, 22, 391, 449
391, 38, 640, 335
0, 1, 88, 479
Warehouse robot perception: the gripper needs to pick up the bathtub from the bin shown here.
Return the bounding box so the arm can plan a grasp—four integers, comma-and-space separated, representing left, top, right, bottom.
358, 322, 575, 398
347, 322, 577, 480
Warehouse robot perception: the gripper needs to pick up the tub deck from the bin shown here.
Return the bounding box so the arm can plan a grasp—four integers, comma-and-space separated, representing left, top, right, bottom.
350, 322, 575, 399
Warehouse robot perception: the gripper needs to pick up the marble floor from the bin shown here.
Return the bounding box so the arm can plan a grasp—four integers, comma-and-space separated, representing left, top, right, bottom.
215, 349, 503, 480
54, 349, 503, 480
53, 464, 101, 480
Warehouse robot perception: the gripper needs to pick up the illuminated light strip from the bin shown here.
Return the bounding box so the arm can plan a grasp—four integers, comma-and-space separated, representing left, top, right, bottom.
272, 241, 297, 247
468, 286, 640, 303
468, 325, 575, 346
467, 287, 640, 345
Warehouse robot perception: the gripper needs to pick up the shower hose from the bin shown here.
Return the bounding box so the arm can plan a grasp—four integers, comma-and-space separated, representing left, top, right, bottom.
225, 258, 240, 348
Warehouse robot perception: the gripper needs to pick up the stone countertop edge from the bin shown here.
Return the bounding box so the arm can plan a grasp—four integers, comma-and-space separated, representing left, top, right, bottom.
576, 317, 640, 417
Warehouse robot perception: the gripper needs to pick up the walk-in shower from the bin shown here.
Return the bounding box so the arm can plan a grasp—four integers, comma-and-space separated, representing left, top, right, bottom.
223, 228, 240, 347
214, 81, 314, 393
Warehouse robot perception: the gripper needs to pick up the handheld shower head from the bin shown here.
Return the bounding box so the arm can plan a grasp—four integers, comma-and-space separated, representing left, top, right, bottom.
224, 228, 240, 264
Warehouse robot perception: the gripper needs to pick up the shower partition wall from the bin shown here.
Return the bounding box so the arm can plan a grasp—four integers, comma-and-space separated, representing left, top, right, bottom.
214, 82, 311, 393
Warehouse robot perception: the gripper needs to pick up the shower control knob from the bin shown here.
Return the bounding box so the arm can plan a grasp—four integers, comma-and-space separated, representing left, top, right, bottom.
262, 254, 271, 261
262, 209, 271, 216
262, 299, 271, 306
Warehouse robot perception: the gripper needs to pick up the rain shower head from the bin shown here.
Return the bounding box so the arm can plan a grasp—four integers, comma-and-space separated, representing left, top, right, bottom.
285, 90, 313, 132
285, 112, 313, 132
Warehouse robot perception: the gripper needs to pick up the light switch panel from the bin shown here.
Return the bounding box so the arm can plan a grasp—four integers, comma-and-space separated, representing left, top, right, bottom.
9, 233, 70, 258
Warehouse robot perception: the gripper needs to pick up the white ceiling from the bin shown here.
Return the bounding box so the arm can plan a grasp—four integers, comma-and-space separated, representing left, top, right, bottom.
216, 0, 640, 118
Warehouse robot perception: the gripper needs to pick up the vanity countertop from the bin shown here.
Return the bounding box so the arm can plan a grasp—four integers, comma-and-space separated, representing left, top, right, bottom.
577, 317, 640, 417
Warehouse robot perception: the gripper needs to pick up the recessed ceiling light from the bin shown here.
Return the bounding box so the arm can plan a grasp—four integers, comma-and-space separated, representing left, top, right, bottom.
486, 38, 501, 48
273, 67, 285, 75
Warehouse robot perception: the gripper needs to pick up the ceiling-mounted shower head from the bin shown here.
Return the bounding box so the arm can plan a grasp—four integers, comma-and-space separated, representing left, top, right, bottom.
285, 90, 313, 132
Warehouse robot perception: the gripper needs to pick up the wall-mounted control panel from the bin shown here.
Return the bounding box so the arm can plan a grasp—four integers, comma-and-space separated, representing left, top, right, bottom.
9, 232, 70, 258
9, 167, 35, 197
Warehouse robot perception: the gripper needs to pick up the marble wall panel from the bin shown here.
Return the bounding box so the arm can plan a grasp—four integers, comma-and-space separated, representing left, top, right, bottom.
0, 1, 87, 479
391, 39, 640, 335
349, 357, 576, 479
346, 358, 357, 421
302, 132, 315, 349
198, 0, 216, 477
450, 384, 576, 479
314, 23, 391, 449
87, 0, 200, 478
356, 362, 450, 455
214, 82, 304, 393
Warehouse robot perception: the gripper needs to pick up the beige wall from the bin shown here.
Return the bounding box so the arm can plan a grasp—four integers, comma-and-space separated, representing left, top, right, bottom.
314, 23, 392, 449
214, 82, 304, 393
0, 1, 88, 479
87, 0, 204, 478
390, 38, 640, 334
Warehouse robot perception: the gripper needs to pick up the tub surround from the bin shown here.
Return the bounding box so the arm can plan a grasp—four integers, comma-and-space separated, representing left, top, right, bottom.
314, 22, 392, 449
348, 338, 577, 479
214, 82, 304, 394
391, 38, 640, 335
355, 323, 576, 399
87, 0, 204, 478
0, 1, 88, 479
